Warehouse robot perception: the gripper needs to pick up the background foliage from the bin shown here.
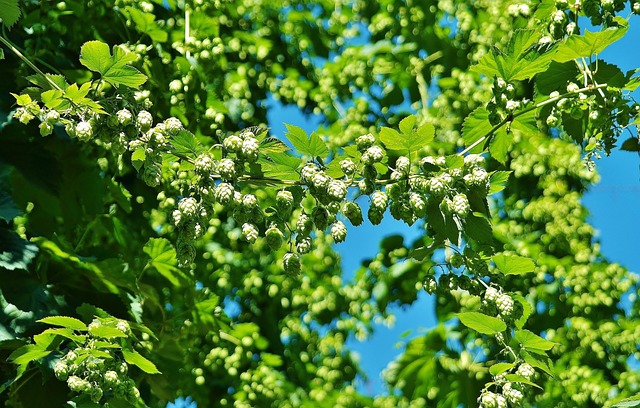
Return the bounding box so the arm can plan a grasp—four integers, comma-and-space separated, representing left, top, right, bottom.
1, 0, 639, 407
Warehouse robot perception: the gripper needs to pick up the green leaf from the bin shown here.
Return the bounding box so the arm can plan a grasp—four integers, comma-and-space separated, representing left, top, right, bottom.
620, 137, 639, 152
512, 293, 532, 330
284, 124, 328, 159
79, 41, 147, 88
0, 190, 21, 221
489, 130, 513, 164
260, 152, 301, 181
492, 254, 535, 275
169, 130, 201, 158
261, 353, 283, 367
0, 0, 21, 28
535, 61, 580, 95
380, 122, 434, 154
514, 329, 555, 352
465, 212, 493, 246
39, 328, 86, 343
554, 21, 628, 63
0, 227, 38, 271
471, 30, 557, 81
399, 115, 417, 134
488, 171, 511, 194
457, 312, 506, 335
123, 7, 168, 42
122, 348, 161, 374
521, 350, 553, 376
9, 344, 51, 366
143, 238, 187, 286
41, 89, 66, 110
504, 374, 543, 390
89, 325, 127, 339
38, 316, 88, 331
462, 108, 493, 154
489, 362, 515, 376
612, 394, 640, 407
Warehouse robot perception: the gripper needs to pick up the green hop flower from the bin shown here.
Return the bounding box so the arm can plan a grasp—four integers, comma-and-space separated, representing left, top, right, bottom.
163, 117, 183, 135
312, 206, 331, 231
223, 135, 243, 153
178, 197, 199, 217
502, 383, 523, 405
44, 109, 60, 123
484, 286, 500, 302
217, 158, 237, 180
312, 172, 330, 189
75, 121, 94, 141
395, 156, 410, 175
368, 207, 383, 225
283, 252, 301, 275
195, 154, 215, 175
358, 179, 375, 195
330, 220, 347, 243
448, 253, 465, 268
215, 183, 235, 205
241, 138, 259, 162
342, 201, 364, 226
428, 177, 446, 196
39, 122, 53, 136
296, 213, 313, 235
340, 159, 356, 175
451, 193, 470, 217
300, 163, 318, 184
241, 223, 259, 243
408, 192, 427, 217
116, 108, 132, 126
296, 236, 312, 254
137, 110, 153, 131
54, 361, 69, 380
362, 164, 377, 181
423, 275, 437, 294
327, 180, 347, 201
516, 363, 535, 379
67, 375, 91, 392
265, 225, 284, 250
370, 191, 388, 212
496, 293, 514, 317
177, 240, 196, 265
276, 190, 294, 214
355, 133, 375, 151
362, 145, 384, 164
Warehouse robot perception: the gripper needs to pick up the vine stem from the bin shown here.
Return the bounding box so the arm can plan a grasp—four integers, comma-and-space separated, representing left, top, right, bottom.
457, 83, 609, 157
0, 34, 62, 91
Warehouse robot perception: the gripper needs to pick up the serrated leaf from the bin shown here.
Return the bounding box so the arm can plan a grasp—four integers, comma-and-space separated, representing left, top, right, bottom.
0, 0, 21, 28
41, 89, 66, 110
259, 137, 290, 155
535, 61, 580, 95
492, 254, 535, 275
260, 152, 301, 181
38, 316, 88, 331
489, 362, 515, 376
284, 124, 328, 159
380, 122, 434, 154
471, 30, 557, 81
465, 213, 493, 246
89, 325, 126, 339
79, 41, 147, 88
489, 130, 513, 164
0, 227, 38, 271
515, 329, 555, 352
488, 171, 511, 194
399, 115, 417, 134
512, 293, 532, 329
457, 312, 506, 335
9, 344, 51, 366
123, 7, 168, 42
521, 350, 553, 376
379, 127, 404, 150
122, 348, 161, 374
554, 22, 628, 63
143, 238, 187, 286
462, 108, 493, 154
40, 328, 86, 343
169, 130, 200, 158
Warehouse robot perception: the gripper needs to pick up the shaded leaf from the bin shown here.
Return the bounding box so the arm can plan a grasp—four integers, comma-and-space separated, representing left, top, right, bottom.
620, 137, 639, 152
143, 238, 187, 286
0, 0, 20, 28
0, 227, 38, 271
169, 130, 200, 158
0, 190, 21, 221
123, 7, 168, 42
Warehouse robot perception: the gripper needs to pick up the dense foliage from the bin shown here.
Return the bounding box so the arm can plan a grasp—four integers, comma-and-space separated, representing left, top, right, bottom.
1, 0, 639, 407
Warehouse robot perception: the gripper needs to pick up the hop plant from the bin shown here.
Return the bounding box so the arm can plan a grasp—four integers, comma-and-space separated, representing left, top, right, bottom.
67, 375, 91, 392
428, 176, 446, 196
312, 172, 330, 189
362, 145, 384, 164
137, 110, 153, 131
178, 197, 199, 217
516, 363, 535, 380
479, 391, 507, 408
312, 206, 330, 231
502, 382, 523, 405
395, 156, 410, 175
282, 252, 301, 275
276, 190, 294, 214
408, 192, 427, 217
195, 153, 215, 175
163, 117, 183, 135
496, 293, 515, 317
242, 223, 259, 243
342, 201, 364, 226
217, 158, 237, 180
330, 220, 347, 243
358, 179, 375, 195
265, 225, 284, 250
241, 137, 260, 162
327, 180, 347, 201
451, 193, 470, 217
340, 158, 356, 175
75, 121, 93, 141
370, 191, 388, 212
485, 286, 500, 302
423, 275, 437, 294
368, 207, 383, 225
296, 236, 312, 254
44, 109, 60, 124
296, 213, 313, 235
355, 133, 375, 151
223, 135, 243, 153
215, 183, 235, 205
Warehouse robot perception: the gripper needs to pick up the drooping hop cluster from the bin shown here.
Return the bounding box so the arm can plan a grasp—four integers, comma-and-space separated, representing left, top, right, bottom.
482, 286, 521, 322
486, 77, 530, 126
52, 318, 143, 405
479, 391, 508, 408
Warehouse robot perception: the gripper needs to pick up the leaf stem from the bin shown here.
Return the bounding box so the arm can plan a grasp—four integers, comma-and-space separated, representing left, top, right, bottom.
458, 83, 608, 157
0, 33, 62, 91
